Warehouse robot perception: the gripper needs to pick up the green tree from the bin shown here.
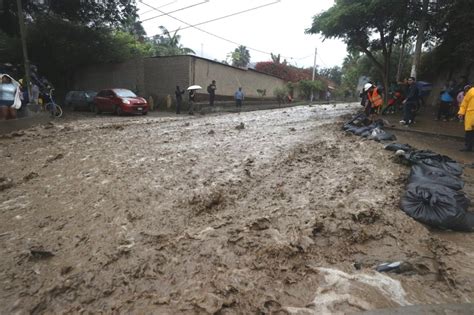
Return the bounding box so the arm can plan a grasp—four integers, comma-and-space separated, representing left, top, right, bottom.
23, 16, 154, 89
230, 45, 251, 68
319, 66, 343, 86
421, 0, 474, 74
151, 26, 195, 56
298, 80, 325, 101
307, 0, 413, 101
0, 0, 140, 36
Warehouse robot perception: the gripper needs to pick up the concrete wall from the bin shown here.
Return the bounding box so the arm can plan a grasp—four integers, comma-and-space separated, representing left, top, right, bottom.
73, 58, 145, 95
193, 57, 286, 98
144, 56, 190, 101
73, 55, 288, 106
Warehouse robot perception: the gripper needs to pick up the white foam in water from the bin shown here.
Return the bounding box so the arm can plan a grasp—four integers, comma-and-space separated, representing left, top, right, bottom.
285, 267, 410, 314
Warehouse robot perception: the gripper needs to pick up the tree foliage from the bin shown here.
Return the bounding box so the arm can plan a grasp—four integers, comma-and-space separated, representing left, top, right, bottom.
150, 26, 195, 56
255, 62, 312, 82
318, 66, 342, 86
0, 0, 140, 36
230, 45, 251, 68
419, 0, 474, 75
307, 0, 417, 100
298, 79, 326, 100
0, 0, 197, 91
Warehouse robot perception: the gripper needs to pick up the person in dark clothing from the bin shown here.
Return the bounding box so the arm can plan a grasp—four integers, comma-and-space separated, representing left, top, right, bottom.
400, 77, 419, 126
207, 80, 216, 106
188, 89, 196, 115
175, 86, 185, 114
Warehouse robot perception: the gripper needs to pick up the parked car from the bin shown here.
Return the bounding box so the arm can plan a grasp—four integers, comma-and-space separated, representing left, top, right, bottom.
64, 90, 97, 111
93, 89, 148, 115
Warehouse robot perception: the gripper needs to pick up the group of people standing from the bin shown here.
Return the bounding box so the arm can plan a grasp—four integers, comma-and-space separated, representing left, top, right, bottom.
360, 76, 473, 152
360, 77, 420, 126
174, 80, 245, 115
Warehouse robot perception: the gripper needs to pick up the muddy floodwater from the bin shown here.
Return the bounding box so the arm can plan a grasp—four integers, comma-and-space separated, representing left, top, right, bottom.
1, 104, 473, 314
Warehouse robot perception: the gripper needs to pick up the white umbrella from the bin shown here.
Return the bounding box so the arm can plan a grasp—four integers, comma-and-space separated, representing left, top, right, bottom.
187, 85, 202, 91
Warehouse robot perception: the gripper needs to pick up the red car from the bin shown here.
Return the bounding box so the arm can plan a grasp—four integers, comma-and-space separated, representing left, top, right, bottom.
93, 89, 148, 115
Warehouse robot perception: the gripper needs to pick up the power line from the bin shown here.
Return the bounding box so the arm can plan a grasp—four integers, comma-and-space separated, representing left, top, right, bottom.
140, 0, 315, 64
140, 0, 288, 57
168, 1, 281, 33
141, 0, 210, 23
139, 0, 177, 16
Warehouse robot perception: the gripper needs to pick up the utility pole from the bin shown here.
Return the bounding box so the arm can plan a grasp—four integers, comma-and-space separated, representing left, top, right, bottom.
311, 47, 317, 103
16, 0, 32, 98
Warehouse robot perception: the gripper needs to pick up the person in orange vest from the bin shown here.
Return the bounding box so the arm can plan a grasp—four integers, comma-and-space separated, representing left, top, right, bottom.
365, 83, 383, 120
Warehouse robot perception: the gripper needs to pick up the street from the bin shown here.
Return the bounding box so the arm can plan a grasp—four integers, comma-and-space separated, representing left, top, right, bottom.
1, 104, 473, 314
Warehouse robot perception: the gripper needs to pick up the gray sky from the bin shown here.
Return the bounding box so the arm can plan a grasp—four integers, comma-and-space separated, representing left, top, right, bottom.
137, 0, 347, 69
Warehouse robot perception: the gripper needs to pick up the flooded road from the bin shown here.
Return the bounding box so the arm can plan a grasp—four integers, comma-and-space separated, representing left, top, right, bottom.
1, 103, 473, 314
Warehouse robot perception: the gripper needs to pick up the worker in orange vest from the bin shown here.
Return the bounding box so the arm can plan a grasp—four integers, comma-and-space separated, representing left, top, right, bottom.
365, 83, 383, 121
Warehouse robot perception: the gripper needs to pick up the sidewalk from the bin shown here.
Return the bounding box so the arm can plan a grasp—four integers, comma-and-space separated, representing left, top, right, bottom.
382, 104, 465, 140
0, 108, 51, 135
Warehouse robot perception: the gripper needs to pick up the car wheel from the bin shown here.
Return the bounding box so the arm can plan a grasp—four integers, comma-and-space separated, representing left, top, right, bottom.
94, 104, 101, 114
115, 105, 123, 116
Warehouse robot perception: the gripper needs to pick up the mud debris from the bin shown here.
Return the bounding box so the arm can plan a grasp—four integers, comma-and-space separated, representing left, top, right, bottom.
0, 104, 473, 314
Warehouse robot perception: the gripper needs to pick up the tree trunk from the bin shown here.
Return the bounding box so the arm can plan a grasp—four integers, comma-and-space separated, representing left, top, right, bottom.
410, 0, 429, 78
396, 29, 408, 82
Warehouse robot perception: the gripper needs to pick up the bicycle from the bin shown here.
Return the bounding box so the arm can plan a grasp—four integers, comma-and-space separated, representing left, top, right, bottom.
41, 88, 63, 118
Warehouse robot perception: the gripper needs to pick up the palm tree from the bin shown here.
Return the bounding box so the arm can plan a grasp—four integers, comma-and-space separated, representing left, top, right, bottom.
231, 45, 251, 68
153, 26, 195, 56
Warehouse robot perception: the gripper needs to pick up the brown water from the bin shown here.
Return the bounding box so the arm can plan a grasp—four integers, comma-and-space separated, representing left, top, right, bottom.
0, 104, 473, 314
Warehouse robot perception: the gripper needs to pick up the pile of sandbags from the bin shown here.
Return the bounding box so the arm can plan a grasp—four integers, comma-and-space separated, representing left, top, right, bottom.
343, 113, 397, 141
385, 145, 474, 231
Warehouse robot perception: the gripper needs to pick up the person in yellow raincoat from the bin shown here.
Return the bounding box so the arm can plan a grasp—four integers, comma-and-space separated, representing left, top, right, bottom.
458, 85, 474, 152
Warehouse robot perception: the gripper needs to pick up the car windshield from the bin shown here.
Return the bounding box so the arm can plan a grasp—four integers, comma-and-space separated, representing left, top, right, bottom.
114, 89, 136, 98
85, 91, 97, 98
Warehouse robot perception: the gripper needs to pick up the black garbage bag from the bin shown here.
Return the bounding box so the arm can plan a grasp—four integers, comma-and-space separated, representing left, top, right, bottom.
417, 159, 463, 177
409, 164, 464, 191
404, 150, 456, 164
343, 113, 368, 130
368, 128, 397, 141
354, 125, 375, 136
384, 143, 414, 152
344, 124, 359, 133
361, 130, 372, 138
401, 183, 473, 231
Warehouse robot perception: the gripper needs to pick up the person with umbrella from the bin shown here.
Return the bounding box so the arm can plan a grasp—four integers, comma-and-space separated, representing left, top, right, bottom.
187, 85, 201, 115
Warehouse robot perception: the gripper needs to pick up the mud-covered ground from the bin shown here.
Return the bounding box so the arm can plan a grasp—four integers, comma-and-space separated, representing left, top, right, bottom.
1, 104, 473, 314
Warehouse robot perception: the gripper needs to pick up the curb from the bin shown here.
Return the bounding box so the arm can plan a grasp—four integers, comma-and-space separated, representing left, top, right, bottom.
385, 126, 464, 141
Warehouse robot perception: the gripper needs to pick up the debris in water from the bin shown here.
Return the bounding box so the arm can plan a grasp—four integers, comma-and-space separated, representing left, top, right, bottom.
30, 249, 55, 260
235, 122, 245, 130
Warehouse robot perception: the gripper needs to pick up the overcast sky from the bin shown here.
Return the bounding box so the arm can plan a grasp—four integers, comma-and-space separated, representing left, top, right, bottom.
137, 0, 347, 69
